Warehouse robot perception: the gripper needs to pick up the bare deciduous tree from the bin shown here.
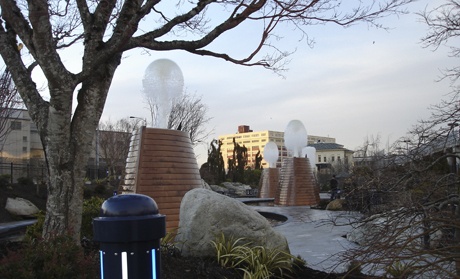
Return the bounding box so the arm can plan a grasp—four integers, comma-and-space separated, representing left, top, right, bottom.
97, 117, 140, 183
0, 68, 23, 147
167, 93, 212, 145
420, 0, 460, 82
337, 94, 460, 277
0, 0, 415, 241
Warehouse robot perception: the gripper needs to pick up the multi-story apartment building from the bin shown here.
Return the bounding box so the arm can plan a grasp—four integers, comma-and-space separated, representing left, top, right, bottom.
218, 125, 347, 170
0, 109, 44, 161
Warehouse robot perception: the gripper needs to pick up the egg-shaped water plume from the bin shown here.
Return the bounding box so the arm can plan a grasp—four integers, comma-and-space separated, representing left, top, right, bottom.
143, 59, 184, 128
303, 146, 317, 170
276, 120, 320, 206
258, 142, 280, 199
284, 120, 308, 157
264, 141, 279, 168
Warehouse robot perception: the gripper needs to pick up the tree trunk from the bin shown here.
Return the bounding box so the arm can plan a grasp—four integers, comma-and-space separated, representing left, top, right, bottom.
41, 56, 121, 241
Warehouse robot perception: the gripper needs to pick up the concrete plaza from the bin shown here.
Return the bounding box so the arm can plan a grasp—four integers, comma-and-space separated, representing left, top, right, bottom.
252, 205, 359, 274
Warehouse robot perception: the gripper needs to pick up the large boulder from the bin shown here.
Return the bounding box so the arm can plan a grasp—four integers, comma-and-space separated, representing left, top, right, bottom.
5, 197, 39, 217
326, 199, 345, 211
209, 184, 227, 194
175, 188, 290, 257
200, 179, 212, 190
221, 182, 252, 196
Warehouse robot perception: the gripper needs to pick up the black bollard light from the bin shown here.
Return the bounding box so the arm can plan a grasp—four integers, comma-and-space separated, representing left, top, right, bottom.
93, 194, 166, 279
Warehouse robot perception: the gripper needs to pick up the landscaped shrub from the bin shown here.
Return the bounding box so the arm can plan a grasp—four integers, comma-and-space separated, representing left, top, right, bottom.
0, 234, 99, 279
385, 261, 414, 279
345, 260, 363, 277
211, 233, 296, 279
81, 197, 104, 239
0, 174, 11, 188
83, 186, 94, 199
25, 210, 45, 241
17, 176, 34, 186
26, 197, 104, 241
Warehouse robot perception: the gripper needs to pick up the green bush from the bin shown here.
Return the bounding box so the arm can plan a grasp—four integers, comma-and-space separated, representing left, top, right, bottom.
81, 197, 104, 239
0, 234, 98, 279
94, 183, 106, 195
25, 210, 45, 241
17, 176, 34, 186
0, 174, 11, 188
385, 261, 414, 278
345, 260, 363, 277
83, 187, 94, 199
26, 197, 104, 241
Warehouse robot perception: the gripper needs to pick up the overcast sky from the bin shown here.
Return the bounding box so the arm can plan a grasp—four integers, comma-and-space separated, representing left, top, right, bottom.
0, 1, 452, 165
99, 0, 454, 165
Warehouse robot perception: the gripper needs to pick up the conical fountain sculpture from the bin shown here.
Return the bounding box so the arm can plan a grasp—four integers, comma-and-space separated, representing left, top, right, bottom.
275, 120, 320, 206
258, 141, 280, 199
121, 59, 202, 232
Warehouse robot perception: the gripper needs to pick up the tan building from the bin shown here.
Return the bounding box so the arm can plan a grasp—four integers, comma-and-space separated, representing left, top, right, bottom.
218, 125, 340, 169
0, 109, 44, 161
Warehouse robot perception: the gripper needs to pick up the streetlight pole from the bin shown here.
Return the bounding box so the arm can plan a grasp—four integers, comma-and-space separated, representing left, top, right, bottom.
129, 116, 147, 126
448, 122, 459, 174
402, 139, 411, 154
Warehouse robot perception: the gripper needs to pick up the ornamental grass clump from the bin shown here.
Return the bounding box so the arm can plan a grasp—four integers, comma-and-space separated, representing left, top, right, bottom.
211, 232, 298, 279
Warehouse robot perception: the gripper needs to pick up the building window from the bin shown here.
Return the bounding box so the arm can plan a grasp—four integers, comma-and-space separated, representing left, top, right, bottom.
22, 146, 27, 152
23, 136, 27, 142
338, 156, 341, 162
318, 155, 321, 163
331, 156, 335, 162
11, 121, 21, 130
323, 156, 326, 162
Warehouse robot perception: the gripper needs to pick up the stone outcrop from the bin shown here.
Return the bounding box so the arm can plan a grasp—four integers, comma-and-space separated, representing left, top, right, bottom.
221, 182, 252, 196
5, 197, 39, 217
326, 199, 345, 211
200, 179, 212, 190
175, 188, 290, 257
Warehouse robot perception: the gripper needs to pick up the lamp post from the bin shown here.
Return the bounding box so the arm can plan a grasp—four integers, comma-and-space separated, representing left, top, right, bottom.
402, 139, 411, 154
448, 122, 459, 174
96, 128, 99, 180
129, 116, 147, 127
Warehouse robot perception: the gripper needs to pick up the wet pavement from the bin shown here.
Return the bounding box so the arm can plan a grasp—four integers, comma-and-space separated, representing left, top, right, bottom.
252, 205, 360, 274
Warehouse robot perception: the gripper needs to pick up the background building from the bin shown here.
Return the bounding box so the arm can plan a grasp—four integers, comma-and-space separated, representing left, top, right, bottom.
0, 109, 128, 183
218, 125, 350, 171
0, 109, 44, 161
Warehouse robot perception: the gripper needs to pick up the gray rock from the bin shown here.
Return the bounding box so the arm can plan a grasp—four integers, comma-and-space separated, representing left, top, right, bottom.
175, 188, 290, 257
209, 184, 227, 193
221, 182, 252, 196
200, 179, 212, 190
5, 197, 39, 217
326, 199, 345, 211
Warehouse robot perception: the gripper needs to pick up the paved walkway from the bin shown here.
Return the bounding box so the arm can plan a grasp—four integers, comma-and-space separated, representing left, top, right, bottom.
252, 205, 360, 274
